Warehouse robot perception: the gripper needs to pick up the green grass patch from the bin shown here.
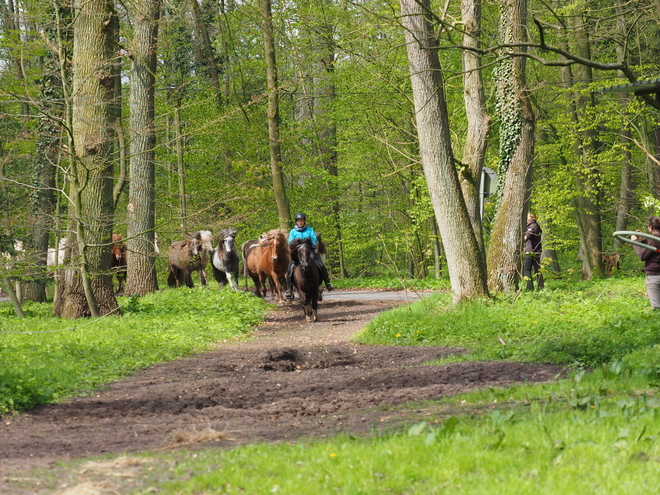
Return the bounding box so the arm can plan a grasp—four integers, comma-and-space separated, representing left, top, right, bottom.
332, 275, 451, 292
0, 289, 268, 414
355, 276, 660, 368
129, 367, 660, 494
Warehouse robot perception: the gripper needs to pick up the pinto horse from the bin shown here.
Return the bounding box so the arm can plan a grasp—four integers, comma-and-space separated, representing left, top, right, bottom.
258, 229, 290, 304
211, 227, 240, 290
111, 234, 128, 294
167, 230, 213, 288
290, 238, 322, 322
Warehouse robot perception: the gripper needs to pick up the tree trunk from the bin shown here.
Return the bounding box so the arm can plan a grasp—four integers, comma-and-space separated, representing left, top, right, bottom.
126, 0, 161, 296
613, 6, 633, 249
400, 0, 488, 302
190, 0, 223, 109
173, 100, 187, 235
260, 0, 291, 229
571, 8, 603, 277
486, 0, 535, 293
460, 0, 490, 252
55, 0, 119, 318
22, 38, 64, 302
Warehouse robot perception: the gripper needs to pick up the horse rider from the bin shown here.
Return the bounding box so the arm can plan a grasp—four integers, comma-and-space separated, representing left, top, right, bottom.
284, 212, 334, 299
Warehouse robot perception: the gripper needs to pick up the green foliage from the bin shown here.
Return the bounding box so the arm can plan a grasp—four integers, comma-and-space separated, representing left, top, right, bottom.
0, 289, 268, 414
355, 276, 660, 368
333, 274, 450, 292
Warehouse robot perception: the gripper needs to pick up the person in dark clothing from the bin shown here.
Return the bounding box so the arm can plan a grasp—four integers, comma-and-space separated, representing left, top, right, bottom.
631, 216, 660, 311
523, 213, 544, 290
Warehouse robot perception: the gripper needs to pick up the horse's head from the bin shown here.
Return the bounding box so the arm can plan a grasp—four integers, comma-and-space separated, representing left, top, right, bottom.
111, 234, 125, 261
219, 228, 237, 253
198, 230, 213, 253
265, 229, 286, 262
291, 238, 313, 268
187, 232, 204, 259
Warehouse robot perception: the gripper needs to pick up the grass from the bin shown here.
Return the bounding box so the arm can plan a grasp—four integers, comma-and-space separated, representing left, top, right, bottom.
331, 274, 451, 292
0, 288, 268, 413
355, 276, 660, 368
155, 394, 660, 494
4, 272, 660, 493
42, 367, 660, 494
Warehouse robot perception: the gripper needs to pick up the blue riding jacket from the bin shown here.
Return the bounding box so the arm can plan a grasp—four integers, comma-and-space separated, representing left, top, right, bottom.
288, 225, 317, 248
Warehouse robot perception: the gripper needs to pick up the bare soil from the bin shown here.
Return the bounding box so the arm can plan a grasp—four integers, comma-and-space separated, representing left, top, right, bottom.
0, 295, 564, 490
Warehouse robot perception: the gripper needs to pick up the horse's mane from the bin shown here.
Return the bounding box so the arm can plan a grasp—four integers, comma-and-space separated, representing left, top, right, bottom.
316, 232, 327, 256
262, 229, 286, 247
289, 237, 313, 252
190, 230, 213, 251
219, 227, 237, 241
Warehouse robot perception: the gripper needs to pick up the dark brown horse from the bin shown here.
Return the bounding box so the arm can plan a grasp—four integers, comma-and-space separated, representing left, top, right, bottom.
167, 231, 213, 288
258, 229, 290, 304
111, 234, 127, 294
290, 238, 322, 322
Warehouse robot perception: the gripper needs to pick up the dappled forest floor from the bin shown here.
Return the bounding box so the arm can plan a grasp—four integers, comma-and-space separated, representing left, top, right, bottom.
1, 294, 564, 493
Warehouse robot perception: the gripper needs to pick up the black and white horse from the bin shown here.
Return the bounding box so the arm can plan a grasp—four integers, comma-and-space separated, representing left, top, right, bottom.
211, 227, 240, 290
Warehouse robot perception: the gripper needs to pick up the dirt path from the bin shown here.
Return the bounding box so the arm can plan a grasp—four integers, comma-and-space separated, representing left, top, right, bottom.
0, 295, 563, 487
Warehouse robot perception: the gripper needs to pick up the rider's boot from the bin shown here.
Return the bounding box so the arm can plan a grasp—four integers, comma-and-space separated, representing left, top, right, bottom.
284, 263, 295, 299
321, 266, 334, 292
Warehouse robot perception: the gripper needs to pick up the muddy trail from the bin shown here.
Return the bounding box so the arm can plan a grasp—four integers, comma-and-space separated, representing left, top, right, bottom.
1, 294, 564, 487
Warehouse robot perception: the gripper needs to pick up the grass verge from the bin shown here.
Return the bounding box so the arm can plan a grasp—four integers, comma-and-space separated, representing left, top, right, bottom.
0, 289, 268, 413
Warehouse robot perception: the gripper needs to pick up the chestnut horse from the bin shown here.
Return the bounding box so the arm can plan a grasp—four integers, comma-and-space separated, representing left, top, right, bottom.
290, 238, 322, 322
242, 233, 267, 296
111, 234, 127, 294
260, 229, 290, 304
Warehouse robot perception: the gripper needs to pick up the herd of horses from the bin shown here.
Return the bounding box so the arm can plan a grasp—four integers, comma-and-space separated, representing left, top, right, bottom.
4, 227, 325, 321
164, 227, 325, 322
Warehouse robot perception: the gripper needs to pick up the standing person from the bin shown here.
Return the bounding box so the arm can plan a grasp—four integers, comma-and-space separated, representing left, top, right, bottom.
631, 216, 660, 311
523, 213, 544, 290
284, 212, 334, 299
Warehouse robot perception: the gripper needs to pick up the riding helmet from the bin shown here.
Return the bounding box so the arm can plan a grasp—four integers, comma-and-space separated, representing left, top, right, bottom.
294, 212, 307, 221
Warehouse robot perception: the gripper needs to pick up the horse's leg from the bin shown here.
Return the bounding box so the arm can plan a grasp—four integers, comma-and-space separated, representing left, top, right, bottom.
251, 272, 263, 297
311, 293, 318, 322
227, 270, 237, 290
271, 275, 284, 304
185, 269, 194, 288
199, 268, 208, 287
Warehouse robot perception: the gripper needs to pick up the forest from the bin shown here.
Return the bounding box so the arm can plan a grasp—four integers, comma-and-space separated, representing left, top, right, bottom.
1, 0, 660, 317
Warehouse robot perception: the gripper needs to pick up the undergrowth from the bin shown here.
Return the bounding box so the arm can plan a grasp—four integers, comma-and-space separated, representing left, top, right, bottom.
355, 276, 660, 370
0, 289, 268, 414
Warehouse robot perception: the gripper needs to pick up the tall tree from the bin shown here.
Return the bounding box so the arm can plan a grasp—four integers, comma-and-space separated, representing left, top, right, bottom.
399, 0, 488, 302
189, 0, 223, 109
295, 0, 346, 277
125, 0, 161, 296
260, 0, 290, 229
55, 0, 119, 318
486, 0, 535, 292
569, 6, 603, 278
459, 0, 490, 252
